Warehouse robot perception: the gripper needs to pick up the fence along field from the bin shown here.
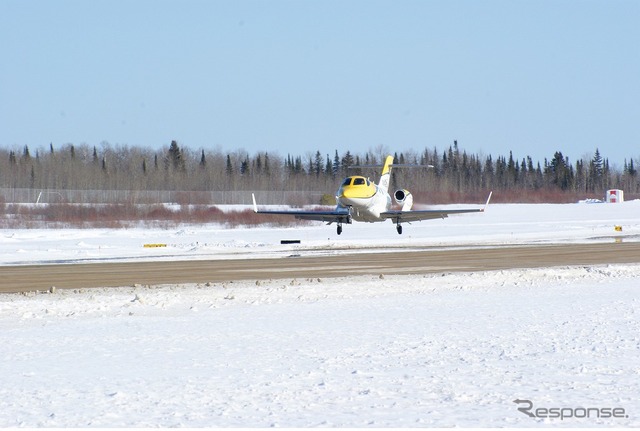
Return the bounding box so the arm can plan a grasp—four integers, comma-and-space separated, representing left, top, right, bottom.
0, 189, 323, 229
0, 188, 324, 206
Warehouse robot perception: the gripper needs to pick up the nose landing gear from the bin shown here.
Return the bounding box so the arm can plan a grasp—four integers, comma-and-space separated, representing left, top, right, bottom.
335, 208, 352, 235
396, 224, 403, 235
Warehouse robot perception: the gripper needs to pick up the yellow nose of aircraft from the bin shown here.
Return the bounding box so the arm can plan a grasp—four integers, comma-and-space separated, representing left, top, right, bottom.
337, 176, 376, 200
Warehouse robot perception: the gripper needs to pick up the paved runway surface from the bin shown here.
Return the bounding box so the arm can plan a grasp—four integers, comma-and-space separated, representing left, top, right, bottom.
1, 242, 639, 293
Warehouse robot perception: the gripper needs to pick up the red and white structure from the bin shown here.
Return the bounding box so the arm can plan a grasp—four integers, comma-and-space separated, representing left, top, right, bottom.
606, 189, 624, 203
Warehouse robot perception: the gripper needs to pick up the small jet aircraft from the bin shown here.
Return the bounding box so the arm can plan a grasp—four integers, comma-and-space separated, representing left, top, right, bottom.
252, 155, 491, 235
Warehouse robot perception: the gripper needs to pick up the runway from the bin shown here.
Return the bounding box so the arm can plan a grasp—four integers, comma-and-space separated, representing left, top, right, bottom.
2, 242, 639, 293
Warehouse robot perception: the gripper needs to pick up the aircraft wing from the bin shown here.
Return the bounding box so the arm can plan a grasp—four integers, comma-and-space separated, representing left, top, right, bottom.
380, 191, 492, 223
379, 207, 484, 223
252, 194, 351, 224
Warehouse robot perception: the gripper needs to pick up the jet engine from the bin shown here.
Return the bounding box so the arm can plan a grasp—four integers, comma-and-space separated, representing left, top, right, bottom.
394, 189, 413, 211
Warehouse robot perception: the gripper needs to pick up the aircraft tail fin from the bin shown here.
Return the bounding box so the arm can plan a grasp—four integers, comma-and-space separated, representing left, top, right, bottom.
378, 155, 394, 192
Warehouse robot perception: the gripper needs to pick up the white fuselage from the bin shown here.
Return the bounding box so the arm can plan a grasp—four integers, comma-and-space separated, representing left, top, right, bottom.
336, 180, 392, 222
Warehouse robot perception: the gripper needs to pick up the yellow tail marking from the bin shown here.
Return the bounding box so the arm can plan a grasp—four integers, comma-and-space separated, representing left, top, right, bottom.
381, 155, 394, 176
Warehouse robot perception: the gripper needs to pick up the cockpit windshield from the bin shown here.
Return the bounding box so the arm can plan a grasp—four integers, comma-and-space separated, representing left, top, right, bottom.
341, 176, 371, 187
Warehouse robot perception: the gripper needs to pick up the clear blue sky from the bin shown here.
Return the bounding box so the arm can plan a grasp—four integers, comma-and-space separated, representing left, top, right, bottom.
1, 0, 639, 167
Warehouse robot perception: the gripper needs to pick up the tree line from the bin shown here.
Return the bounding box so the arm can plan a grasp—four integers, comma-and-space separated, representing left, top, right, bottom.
1, 140, 638, 204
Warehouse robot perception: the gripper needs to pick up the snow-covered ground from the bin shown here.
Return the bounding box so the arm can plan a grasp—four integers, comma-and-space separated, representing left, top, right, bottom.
1, 201, 639, 265
1, 202, 639, 427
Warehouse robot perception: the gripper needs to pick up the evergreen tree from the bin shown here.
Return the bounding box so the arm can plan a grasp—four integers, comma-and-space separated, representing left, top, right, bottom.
294, 156, 303, 174
628, 158, 637, 176
285, 154, 293, 175
167, 140, 185, 171
226, 154, 233, 176
483, 155, 494, 189
589, 148, 604, 192
314, 150, 323, 177
507, 151, 517, 186
255, 154, 262, 174
325, 155, 332, 177
332, 150, 340, 177
575, 159, 586, 192
622, 158, 638, 193
593, 148, 603, 177
341, 151, 354, 174
240, 157, 249, 175
550, 151, 571, 190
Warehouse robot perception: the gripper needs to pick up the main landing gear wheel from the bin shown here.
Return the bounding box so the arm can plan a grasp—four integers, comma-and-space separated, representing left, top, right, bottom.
396, 224, 403, 235
337, 224, 343, 235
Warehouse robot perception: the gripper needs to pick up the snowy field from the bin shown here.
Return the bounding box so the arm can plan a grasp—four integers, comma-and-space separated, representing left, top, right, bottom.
1, 202, 640, 427
1, 201, 639, 265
